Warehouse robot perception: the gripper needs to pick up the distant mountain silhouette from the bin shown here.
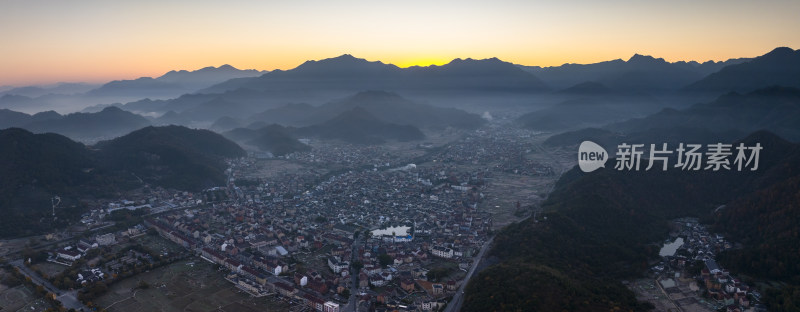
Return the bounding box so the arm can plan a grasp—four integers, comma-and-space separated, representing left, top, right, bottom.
516, 93, 662, 131
23, 106, 151, 141
157, 64, 266, 90
87, 65, 267, 99
122, 89, 270, 123
154, 110, 192, 126
178, 97, 251, 121
0, 83, 100, 99
0, 108, 38, 128
0, 94, 38, 111
247, 103, 318, 126
542, 85, 800, 152
250, 91, 485, 129
210, 116, 244, 132
87, 77, 185, 98
0, 65, 268, 114
203, 54, 549, 95
608, 86, 800, 141
558, 81, 613, 95
0, 106, 152, 141
223, 124, 310, 156
114, 56, 546, 122
297, 107, 425, 144
0, 109, 66, 129
521, 54, 750, 91
686, 47, 800, 93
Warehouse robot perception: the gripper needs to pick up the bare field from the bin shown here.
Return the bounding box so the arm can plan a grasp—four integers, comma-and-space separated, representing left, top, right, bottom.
0, 284, 52, 312
32, 261, 69, 279
482, 173, 553, 229
629, 278, 714, 312
480, 140, 574, 229
240, 159, 320, 180
95, 259, 289, 312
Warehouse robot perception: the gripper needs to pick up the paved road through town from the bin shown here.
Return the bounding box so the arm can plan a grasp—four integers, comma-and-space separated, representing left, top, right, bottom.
11, 259, 89, 311
444, 236, 493, 312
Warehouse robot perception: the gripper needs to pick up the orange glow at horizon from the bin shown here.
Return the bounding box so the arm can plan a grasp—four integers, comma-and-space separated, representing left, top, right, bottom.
1, 0, 799, 86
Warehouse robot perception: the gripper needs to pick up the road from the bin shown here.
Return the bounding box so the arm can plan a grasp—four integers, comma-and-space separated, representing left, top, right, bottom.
11, 259, 89, 311
344, 234, 362, 312
444, 236, 493, 312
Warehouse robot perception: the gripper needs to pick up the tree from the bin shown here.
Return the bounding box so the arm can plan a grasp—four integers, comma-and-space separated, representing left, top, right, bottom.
378, 254, 393, 267
136, 280, 150, 289
351, 260, 363, 272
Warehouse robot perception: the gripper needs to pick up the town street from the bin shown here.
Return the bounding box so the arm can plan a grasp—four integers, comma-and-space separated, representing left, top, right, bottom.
444, 236, 493, 312
11, 259, 89, 311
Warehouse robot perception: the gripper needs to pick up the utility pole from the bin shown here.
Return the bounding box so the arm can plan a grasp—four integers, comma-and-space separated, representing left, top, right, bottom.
51, 196, 61, 220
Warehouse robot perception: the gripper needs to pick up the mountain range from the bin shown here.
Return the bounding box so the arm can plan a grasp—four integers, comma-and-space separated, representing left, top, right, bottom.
244, 90, 486, 129
608, 86, 800, 141
225, 106, 427, 149
539, 86, 800, 150
0, 82, 100, 98
296, 107, 426, 144
686, 47, 800, 93
88, 64, 267, 99
516, 92, 663, 131
109, 56, 550, 123
520, 53, 751, 91
0, 106, 151, 142
203, 54, 549, 95
222, 124, 310, 156
0, 65, 266, 114
2, 47, 798, 121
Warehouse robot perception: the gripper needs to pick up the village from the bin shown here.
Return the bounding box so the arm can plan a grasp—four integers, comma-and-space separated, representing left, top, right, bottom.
633, 218, 768, 312
2, 125, 565, 312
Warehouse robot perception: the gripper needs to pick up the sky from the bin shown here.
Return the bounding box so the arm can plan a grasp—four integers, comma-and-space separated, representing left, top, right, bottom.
1, 0, 799, 86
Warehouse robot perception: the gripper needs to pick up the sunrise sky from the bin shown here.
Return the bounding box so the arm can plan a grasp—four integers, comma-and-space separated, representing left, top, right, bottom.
1, 0, 799, 86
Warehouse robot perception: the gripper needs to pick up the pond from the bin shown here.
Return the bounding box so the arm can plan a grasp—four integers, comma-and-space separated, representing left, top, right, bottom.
659, 237, 684, 257
372, 225, 411, 237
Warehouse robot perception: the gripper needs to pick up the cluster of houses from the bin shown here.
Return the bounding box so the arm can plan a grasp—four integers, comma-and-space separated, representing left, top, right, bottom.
78, 188, 208, 226
656, 219, 763, 312
702, 259, 754, 311
431, 127, 552, 176
53, 232, 119, 264
287, 143, 409, 168
134, 152, 495, 311
41, 126, 554, 311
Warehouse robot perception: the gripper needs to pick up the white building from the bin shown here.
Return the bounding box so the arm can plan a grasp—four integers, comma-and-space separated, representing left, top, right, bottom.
323, 301, 340, 312
431, 246, 454, 259
57, 248, 82, 261
327, 257, 349, 274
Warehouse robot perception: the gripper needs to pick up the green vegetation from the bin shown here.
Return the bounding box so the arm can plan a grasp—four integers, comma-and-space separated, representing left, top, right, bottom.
0, 126, 244, 238
465, 130, 800, 311
426, 266, 453, 283
96, 125, 245, 191
378, 254, 393, 267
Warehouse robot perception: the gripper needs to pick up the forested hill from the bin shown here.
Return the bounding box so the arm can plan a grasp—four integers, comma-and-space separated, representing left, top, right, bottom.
464, 130, 800, 311
0, 126, 244, 238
